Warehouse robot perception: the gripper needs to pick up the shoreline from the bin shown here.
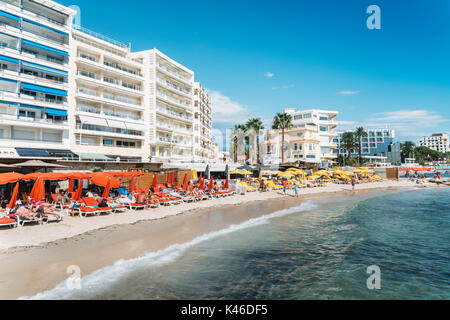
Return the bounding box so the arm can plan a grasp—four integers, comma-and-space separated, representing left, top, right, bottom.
0, 181, 438, 299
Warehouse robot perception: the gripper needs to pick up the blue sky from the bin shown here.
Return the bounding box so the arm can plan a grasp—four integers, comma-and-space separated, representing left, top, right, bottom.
59, 0, 450, 150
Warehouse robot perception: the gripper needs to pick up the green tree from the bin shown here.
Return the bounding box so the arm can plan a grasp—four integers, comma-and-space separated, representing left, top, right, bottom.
272, 112, 293, 164
341, 132, 358, 164
355, 127, 368, 167
414, 146, 444, 163
400, 141, 416, 162
246, 118, 265, 164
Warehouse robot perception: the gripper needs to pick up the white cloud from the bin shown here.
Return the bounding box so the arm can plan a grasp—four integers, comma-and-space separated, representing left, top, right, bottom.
265, 72, 275, 78
337, 109, 450, 140
337, 90, 360, 96
208, 89, 250, 125
272, 84, 295, 90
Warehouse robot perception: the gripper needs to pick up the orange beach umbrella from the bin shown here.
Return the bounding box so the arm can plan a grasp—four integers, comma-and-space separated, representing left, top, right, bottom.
224, 176, 229, 189
68, 178, 73, 193
208, 177, 214, 190
102, 176, 111, 199
73, 182, 83, 202
91, 174, 120, 188
8, 182, 19, 209
152, 173, 158, 188
129, 177, 136, 192
182, 174, 188, 191
29, 178, 45, 202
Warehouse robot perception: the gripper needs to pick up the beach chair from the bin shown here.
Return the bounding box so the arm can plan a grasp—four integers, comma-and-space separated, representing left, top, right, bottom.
126, 202, 148, 211
51, 194, 71, 210
82, 197, 113, 216
0, 217, 17, 229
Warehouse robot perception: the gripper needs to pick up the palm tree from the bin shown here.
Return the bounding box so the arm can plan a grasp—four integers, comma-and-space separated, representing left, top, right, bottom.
355, 127, 367, 166
233, 124, 246, 163
246, 118, 265, 164
400, 141, 416, 162
341, 132, 357, 164
272, 112, 293, 164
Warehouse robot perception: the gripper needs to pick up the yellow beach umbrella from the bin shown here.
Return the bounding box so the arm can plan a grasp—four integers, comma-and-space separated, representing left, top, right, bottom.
278, 172, 295, 178
192, 170, 198, 180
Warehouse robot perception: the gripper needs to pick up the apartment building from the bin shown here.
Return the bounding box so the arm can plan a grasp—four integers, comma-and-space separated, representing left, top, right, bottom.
260, 108, 338, 167
193, 82, 215, 161
131, 49, 195, 163
69, 25, 147, 162
418, 133, 449, 153
0, 0, 75, 159
334, 129, 395, 161
0, 0, 216, 163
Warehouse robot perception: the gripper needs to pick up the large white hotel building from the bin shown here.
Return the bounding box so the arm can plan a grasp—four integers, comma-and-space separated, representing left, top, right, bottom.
0, 0, 217, 163
260, 108, 339, 167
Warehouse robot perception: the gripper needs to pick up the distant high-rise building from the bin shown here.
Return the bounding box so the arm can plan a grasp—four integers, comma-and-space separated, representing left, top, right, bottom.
334, 129, 395, 159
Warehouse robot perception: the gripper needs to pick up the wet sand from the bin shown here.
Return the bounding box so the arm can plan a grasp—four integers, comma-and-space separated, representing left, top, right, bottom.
0, 181, 434, 299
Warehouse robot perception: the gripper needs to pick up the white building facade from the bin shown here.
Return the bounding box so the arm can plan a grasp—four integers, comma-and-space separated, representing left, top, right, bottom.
0, 0, 75, 159
0, 0, 217, 163
260, 108, 338, 167
69, 26, 147, 162
131, 49, 195, 163
418, 133, 449, 153
193, 82, 216, 161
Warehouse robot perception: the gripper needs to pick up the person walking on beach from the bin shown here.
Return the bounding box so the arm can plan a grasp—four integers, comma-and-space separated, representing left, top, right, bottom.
283, 180, 287, 196
351, 177, 356, 193
294, 184, 299, 198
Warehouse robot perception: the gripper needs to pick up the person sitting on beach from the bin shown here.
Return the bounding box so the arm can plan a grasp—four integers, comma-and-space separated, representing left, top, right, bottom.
213, 182, 220, 192
136, 192, 147, 205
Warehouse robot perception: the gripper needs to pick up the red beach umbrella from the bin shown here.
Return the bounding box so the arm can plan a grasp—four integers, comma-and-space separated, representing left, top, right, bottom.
182, 174, 188, 191
208, 177, 214, 190
102, 176, 111, 199
8, 182, 19, 209
129, 177, 136, 192
224, 176, 229, 189
152, 173, 158, 188
73, 182, 83, 202
29, 178, 45, 202
166, 172, 171, 185
68, 178, 74, 193
199, 173, 203, 183
199, 176, 204, 190
91, 174, 120, 188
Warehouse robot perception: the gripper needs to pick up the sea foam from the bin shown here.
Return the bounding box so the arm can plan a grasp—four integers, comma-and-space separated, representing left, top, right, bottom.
22, 201, 317, 300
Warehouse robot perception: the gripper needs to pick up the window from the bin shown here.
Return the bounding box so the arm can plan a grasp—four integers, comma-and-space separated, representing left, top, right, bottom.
320, 126, 328, 132
103, 139, 114, 146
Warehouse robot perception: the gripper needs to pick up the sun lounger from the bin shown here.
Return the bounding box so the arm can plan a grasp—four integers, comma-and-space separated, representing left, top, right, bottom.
126, 203, 148, 211
0, 217, 17, 229
82, 197, 113, 215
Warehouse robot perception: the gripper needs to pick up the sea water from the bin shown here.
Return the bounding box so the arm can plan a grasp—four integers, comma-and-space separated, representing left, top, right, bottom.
29, 188, 450, 300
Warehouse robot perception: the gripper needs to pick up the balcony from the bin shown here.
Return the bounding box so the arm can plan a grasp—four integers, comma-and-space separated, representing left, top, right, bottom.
156, 90, 192, 111
156, 77, 192, 98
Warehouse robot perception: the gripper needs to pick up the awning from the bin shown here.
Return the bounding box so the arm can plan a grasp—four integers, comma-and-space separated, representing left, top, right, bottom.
21, 82, 67, 97
0, 54, 19, 64
15, 148, 50, 158
20, 104, 44, 111
22, 61, 68, 77
0, 10, 20, 21
46, 108, 67, 116
22, 39, 69, 57
79, 115, 108, 127
0, 77, 17, 83
0, 100, 18, 106
107, 119, 127, 129
126, 122, 146, 131
78, 153, 111, 161
22, 18, 69, 37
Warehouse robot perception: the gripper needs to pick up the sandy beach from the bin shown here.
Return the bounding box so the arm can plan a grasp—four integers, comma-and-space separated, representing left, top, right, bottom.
0, 180, 438, 299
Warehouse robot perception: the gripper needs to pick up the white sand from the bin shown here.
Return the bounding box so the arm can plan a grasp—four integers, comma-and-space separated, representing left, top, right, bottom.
0, 180, 432, 251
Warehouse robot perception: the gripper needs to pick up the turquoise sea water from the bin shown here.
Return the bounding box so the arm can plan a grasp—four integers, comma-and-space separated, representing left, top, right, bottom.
31, 188, 450, 300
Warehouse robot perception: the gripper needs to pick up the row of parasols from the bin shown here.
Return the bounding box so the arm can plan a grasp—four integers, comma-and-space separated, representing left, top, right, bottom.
0, 171, 230, 210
